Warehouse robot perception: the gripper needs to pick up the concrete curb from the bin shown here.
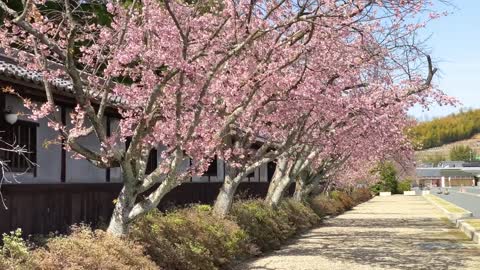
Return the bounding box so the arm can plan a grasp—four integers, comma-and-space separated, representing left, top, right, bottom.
457, 220, 480, 244
423, 194, 472, 222
423, 195, 480, 244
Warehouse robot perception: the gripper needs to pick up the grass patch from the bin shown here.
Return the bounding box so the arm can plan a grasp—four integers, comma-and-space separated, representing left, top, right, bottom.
433, 230, 471, 241
464, 219, 480, 231
424, 194, 470, 214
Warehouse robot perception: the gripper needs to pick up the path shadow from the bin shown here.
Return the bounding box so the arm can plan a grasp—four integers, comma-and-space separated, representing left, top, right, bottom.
253, 215, 479, 270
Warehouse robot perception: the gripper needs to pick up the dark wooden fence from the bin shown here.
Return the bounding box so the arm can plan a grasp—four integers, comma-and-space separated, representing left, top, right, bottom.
0, 182, 292, 236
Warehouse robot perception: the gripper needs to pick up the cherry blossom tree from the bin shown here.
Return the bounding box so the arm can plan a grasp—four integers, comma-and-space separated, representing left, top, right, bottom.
0, 0, 354, 234
263, 55, 453, 206
0, 0, 453, 234
212, 0, 454, 213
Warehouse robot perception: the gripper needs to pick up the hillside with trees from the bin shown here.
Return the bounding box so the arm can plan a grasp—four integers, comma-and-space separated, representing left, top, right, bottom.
410, 109, 480, 150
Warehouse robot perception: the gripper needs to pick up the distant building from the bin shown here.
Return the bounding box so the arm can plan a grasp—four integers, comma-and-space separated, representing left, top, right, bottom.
416, 167, 477, 187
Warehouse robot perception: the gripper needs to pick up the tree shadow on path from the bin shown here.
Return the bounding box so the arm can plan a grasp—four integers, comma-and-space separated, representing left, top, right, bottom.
235, 196, 480, 270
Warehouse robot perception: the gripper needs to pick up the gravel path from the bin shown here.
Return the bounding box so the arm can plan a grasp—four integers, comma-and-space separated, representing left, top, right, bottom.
235, 196, 480, 270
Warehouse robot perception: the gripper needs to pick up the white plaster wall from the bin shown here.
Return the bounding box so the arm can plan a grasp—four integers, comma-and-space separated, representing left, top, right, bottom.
4, 95, 61, 183
259, 163, 268, 182
3, 95, 269, 184
216, 159, 225, 182
108, 117, 122, 183
65, 107, 106, 183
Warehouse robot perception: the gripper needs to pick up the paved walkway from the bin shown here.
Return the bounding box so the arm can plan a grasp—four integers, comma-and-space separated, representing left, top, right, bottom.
235, 196, 480, 270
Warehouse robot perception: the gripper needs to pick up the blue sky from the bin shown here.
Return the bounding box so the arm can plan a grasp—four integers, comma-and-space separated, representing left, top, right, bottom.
409, 1, 480, 120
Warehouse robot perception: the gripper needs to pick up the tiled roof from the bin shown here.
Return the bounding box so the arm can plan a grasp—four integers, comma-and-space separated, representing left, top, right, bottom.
416, 168, 442, 177
416, 167, 477, 178
0, 55, 123, 105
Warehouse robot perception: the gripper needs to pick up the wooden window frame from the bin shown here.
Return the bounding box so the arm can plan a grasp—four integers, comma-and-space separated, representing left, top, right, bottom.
0, 119, 38, 176
125, 137, 158, 175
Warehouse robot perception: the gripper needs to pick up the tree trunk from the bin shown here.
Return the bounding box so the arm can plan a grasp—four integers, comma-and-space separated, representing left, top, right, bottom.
265, 157, 290, 207
107, 184, 137, 236
293, 178, 309, 202
212, 175, 240, 218
266, 175, 292, 207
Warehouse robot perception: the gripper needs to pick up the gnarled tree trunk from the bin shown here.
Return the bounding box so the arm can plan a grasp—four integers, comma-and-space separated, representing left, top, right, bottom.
107, 184, 138, 236
266, 176, 292, 207
265, 157, 291, 207
212, 174, 240, 218
106, 152, 185, 236
293, 172, 309, 202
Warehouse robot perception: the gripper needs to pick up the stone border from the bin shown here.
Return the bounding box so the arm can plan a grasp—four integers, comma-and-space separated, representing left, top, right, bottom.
457, 220, 480, 244
423, 194, 472, 222
423, 194, 480, 244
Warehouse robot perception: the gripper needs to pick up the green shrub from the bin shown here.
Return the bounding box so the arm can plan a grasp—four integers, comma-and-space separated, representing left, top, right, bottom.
131, 206, 253, 270
279, 199, 320, 232
351, 188, 372, 203
371, 162, 399, 194
0, 192, 368, 270
33, 225, 157, 270
1, 229, 29, 260
0, 229, 35, 270
330, 191, 355, 210
230, 199, 295, 252
309, 194, 345, 217
397, 179, 412, 193
309, 189, 371, 217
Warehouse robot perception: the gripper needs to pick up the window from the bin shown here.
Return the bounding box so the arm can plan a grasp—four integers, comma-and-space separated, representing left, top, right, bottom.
125, 137, 158, 175
203, 157, 217, 177
267, 162, 276, 182
0, 120, 37, 174
145, 148, 158, 174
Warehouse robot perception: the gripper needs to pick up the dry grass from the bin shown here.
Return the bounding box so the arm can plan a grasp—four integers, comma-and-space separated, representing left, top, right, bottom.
465, 219, 480, 231
33, 226, 159, 270
424, 194, 470, 214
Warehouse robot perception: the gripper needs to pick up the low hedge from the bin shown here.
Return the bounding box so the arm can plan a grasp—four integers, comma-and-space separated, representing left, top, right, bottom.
230, 199, 320, 252
351, 188, 373, 203
33, 225, 158, 270
130, 205, 254, 270
0, 226, 158, 270
309, 188, 372, 217
0, 189, 371, 270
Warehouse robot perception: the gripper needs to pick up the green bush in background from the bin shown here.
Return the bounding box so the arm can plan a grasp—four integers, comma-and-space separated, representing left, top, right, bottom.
371, 162, 400, 194
397, 179, 413, 193
449, 145, 476, 161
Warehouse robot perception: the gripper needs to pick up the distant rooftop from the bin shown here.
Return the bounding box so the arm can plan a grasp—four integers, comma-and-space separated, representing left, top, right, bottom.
416, 167, 480, 178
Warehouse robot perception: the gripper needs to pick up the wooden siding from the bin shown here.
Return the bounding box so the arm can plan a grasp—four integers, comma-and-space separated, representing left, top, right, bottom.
0, 182, 294, 236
